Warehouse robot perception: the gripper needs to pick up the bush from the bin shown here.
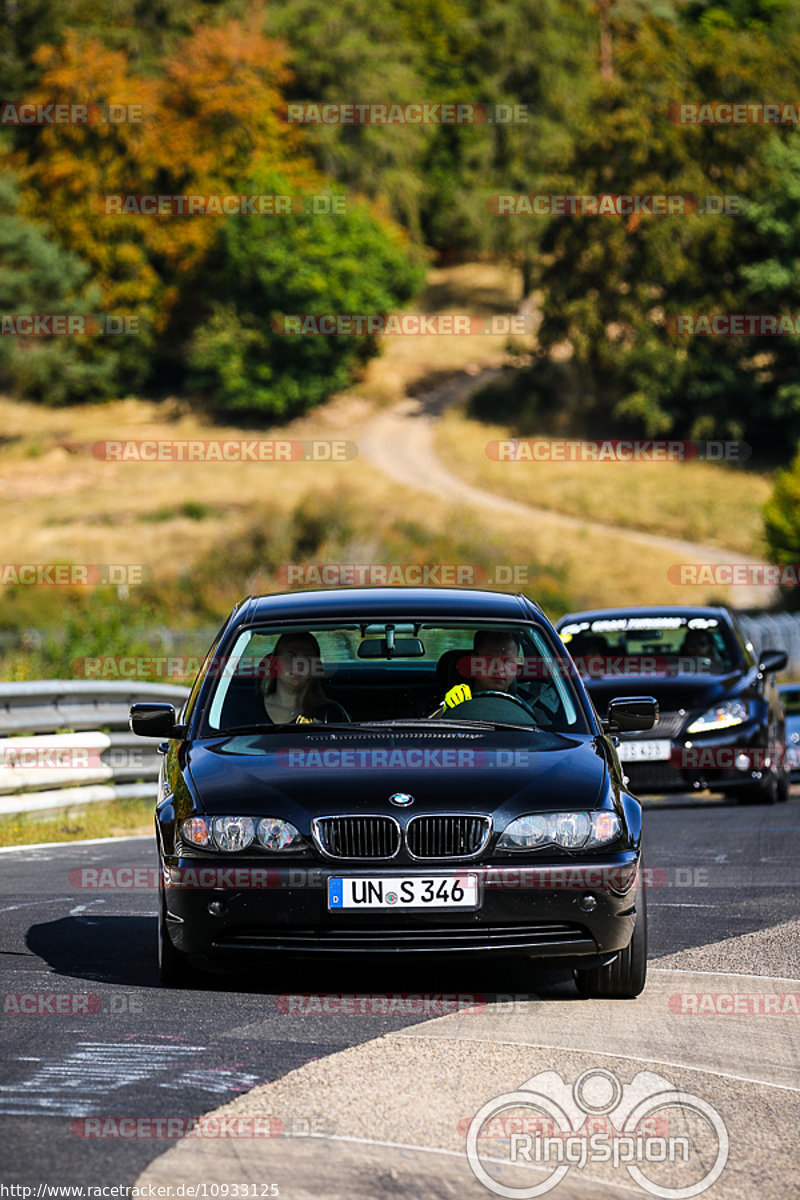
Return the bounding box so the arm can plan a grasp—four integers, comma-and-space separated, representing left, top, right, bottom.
0, 170, 118, 403
186, 171, 426, 418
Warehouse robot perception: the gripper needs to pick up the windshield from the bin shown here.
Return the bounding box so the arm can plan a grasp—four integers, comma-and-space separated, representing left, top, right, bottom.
559, 613, 738, 676
198, 621, 590, 735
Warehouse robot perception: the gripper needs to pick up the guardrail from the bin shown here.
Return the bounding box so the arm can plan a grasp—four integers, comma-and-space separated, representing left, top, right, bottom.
0, 681, 190, 816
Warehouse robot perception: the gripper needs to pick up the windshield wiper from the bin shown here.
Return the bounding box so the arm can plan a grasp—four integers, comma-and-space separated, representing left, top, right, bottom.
378, 717, 545, 733
213, 721, 357, 735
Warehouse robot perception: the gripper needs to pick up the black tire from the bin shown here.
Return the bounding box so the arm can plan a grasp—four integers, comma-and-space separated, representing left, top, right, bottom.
574, 874, 647, 999
158, 881, 195, 987
777, 768, 790, 803
737, 772, 779, 805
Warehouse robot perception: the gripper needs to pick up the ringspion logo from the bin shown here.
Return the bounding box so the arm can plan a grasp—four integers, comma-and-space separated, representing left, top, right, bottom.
466, 1068, 728, 1197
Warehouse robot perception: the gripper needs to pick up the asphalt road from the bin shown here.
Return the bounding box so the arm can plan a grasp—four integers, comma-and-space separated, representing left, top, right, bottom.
1, 793, 798, 1197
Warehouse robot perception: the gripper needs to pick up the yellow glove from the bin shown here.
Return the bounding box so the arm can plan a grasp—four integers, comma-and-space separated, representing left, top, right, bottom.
444, 683, 472, 709
295, 715, 314, 724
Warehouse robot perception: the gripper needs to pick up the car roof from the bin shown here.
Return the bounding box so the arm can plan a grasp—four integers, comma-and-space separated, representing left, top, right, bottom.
236, 587, 546, 625
556, 605, 733, 625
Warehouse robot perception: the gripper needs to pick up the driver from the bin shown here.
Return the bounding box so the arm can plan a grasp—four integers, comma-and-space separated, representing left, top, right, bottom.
443, 630, 521, 709
429, 630, 526, 720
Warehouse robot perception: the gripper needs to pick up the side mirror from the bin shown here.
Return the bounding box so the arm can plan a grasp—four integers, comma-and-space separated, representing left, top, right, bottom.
604, 696, 658, 734
129, 702, 186, 739
758, 648, 788, 674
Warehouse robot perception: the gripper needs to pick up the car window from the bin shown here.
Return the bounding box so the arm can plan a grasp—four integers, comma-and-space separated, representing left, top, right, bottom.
200, 622, 589, 734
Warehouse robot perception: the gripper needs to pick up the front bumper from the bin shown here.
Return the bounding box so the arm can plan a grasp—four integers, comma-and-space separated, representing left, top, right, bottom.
622, 722, 780, 795
161, 854, 640, 963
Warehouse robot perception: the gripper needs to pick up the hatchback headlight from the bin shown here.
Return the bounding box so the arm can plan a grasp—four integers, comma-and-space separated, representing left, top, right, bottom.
498, 811, 621, 851
687, 700, 748, 733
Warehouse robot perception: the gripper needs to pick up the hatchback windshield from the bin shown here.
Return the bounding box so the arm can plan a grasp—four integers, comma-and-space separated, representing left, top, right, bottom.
199, 621, 590, 735
559, 613, 738, 676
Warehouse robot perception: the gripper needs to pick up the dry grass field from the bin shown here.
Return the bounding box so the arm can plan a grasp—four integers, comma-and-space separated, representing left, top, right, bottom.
0, 261, 775, 636
434, 409, 771, 558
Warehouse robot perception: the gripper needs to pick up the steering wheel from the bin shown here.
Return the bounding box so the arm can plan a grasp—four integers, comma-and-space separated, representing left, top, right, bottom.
457, 690, 540, 721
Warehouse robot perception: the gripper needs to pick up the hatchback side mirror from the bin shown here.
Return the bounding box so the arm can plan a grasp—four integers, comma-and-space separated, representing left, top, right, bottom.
758, 648, 788, 674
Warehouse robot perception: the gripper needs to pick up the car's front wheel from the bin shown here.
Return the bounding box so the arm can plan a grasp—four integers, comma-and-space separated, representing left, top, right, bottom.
158, 879, 196, 987
574, 876, 647, 999
735, 770, 780, 805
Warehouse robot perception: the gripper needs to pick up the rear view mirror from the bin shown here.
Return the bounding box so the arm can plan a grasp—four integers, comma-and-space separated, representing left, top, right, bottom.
357, 637, 425, 659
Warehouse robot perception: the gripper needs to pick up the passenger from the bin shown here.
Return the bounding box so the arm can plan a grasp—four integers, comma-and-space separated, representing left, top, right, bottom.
259, 632, 349, 723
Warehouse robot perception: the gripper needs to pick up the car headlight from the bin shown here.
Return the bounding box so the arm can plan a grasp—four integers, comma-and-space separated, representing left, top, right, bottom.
180, 815, 304, 853
687, 700, 748, 733
181, 816, 212, 848
498, 811, 620, 851
211, 816, 255, 852
257, 818, 303, 851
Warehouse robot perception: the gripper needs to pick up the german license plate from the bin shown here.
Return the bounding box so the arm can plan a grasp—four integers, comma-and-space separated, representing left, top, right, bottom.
328, 874, 480, 911
617, 739, 671, 762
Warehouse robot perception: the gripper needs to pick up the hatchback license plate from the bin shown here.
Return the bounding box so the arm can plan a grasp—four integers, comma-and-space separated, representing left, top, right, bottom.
617, 739, 671, 762
328, 874, 480, 910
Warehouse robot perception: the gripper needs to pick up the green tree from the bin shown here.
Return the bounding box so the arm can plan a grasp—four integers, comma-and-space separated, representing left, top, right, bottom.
186, 170, 425, 418
0, 165, 118, 402
523, 12, 800, 449
764, 446, 800, 607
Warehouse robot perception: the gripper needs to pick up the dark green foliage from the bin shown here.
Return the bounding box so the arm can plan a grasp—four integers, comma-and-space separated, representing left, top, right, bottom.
185, 173, 425, 419
0, 167, 118, 403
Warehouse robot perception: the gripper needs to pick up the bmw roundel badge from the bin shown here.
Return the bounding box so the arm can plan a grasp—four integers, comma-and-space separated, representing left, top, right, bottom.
389, 792, 414, 807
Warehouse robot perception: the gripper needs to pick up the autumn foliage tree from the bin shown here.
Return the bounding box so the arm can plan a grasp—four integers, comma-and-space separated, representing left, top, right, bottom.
6, 4, 422, 411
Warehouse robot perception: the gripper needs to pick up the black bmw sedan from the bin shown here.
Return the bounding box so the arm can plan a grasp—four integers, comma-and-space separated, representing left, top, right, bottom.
556, 606, 788, 804
131, 587, 657, 997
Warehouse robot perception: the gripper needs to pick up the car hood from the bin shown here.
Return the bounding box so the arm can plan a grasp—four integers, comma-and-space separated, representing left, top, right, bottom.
185, 728, 609, 816
583, 672, 745, 716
